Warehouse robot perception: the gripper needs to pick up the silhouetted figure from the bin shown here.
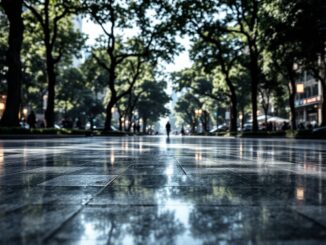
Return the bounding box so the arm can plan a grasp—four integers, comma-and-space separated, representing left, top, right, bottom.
133, 122, 137, 133
307, 123, 312, 130
282, 121, 290, 131
27, 111, 36, 129
89, 116, 94, 131
181, 125, 185, 136
39, 120, 45, 128
298, 122, 305, 130
62, 118, 67, 128
165, 121, 171, 137
76, 118, 82, 129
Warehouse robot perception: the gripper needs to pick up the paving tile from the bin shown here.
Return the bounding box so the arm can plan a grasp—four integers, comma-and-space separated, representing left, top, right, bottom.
0, 186, 101, 209
0, 173, 59, 186
0, 136, 326, 244
123, 166, 184, 175
111, 174, 190, 187
22, 166, 86, 174
68, 166, 128, 175
292, 205, 326, 227
50, 206, 326, 244
0, 204, 80, 243
39, 175, 117, 187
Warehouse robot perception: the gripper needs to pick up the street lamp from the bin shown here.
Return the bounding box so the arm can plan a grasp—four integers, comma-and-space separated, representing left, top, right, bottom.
43, 94, 48, 110
195, 109, 202, 117
296, 83, 304, 94
239, 114, 243, 128
194, 109, 202, 133
23, 108, 28, 117
121, 117, 125, 129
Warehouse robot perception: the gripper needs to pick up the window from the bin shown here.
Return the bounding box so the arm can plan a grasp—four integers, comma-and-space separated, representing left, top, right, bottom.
312, 84, 318, 96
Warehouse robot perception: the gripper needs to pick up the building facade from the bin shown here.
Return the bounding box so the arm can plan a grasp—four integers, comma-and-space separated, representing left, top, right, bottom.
295, 72, 323, 126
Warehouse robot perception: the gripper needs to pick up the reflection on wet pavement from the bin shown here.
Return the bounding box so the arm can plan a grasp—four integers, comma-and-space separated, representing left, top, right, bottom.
0, 136, 326, 244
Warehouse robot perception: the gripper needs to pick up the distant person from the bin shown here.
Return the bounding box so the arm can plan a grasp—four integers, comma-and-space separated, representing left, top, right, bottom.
181, 125, 185, 136
67, 118, 73, 128
89, 115, 94, 131
165, 121, 171, 137
298, 122, 305, 130
27, 111, 36, 129
62, 118, 68, 128
39, 120, 45, 128
76, 118, 82, 129
282, 121, 290, 131
307, 123, 312, 130
133, 122, 137, 133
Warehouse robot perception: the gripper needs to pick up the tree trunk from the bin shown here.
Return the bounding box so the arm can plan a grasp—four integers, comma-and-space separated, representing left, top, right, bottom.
127, 115, 133, 132
288, 74, 297, 130
126, 108, 134, 132
119, 116, 123, 131
241, 108, 245, 129
288, 93, 296, 130
229, 92, 238, 132
264, 110, 268, 131
0, 0, 24, 127
248, 43, 259, 132
251, 73, 259, 131
191, 122, 196, 134
320, 80, 326, 126
142, 117, 147, 133
200, 112, 209, 133
105, 99, 116, 131
45, 57, 56, 128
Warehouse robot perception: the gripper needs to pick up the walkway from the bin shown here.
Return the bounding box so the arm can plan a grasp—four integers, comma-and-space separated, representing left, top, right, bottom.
0, 136, 326, 244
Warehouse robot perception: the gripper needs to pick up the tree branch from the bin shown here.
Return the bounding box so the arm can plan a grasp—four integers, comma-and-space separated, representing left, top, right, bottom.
92, 52, 111, 72
24, 2, 46, 30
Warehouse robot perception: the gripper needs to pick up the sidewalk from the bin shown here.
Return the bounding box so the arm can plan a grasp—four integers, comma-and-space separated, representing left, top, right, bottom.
0, 136, 325, 244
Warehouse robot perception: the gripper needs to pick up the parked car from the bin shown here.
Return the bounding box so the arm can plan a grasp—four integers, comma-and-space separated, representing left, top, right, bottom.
210, 124, 229, 133
239, 123, 252, 131
312, 126, 326, 134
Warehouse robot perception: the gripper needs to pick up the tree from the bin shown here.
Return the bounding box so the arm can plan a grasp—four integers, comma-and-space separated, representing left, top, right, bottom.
263, 0, 304, 130
173, 65, 243, 132
115, 62, 157, 132
21, 15, 48, 113
0, 9, 8, 89
173, 0, 268, 131
84, 0, 179, 130
174, 92, 201, 134
190, 32, 244, 132
137, 80, 170, 133
292, 0, 326, 126
0, 0, 24, 127
24, 0, 85, 127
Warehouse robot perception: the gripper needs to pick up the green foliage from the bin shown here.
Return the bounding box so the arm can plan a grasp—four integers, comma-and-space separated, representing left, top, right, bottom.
83, 0, 181, 129
137, 79, 170, 124
1, 0, 325, 131
0, 127, 92, 135
0, 10, 8, 90
174, 92, 201, 133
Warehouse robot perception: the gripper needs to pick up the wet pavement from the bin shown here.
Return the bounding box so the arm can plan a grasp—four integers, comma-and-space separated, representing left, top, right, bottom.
0, 136, 326, 244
